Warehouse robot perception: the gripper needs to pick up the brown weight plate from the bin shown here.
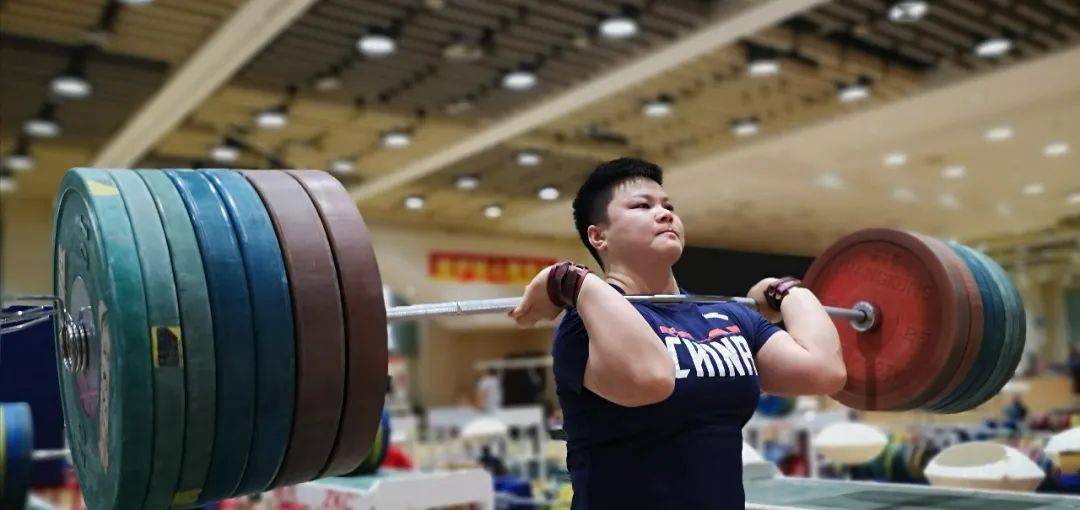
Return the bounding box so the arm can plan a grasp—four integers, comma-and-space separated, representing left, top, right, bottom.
241, 170, 346, 487
917, 235, 983, 410
287, 170, 388, 476
803, 229, 968, 410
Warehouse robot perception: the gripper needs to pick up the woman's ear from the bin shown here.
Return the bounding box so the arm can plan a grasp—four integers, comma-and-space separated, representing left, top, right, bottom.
587, 224, 606, 252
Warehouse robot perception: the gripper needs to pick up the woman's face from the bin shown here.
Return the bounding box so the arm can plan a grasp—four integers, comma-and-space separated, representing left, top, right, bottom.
592, 177, 684, 268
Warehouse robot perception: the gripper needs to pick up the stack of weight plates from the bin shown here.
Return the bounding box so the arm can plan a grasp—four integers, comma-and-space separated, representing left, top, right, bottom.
803, 229, 1026, 412
52, 169, 388, 509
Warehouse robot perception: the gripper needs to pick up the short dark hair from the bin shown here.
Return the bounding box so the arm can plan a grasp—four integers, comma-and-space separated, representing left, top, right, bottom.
572, 158, 664, 269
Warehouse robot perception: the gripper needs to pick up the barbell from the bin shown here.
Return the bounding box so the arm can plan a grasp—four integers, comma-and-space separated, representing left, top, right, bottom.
0, 168, 1024, 509
0, 403, 70, 510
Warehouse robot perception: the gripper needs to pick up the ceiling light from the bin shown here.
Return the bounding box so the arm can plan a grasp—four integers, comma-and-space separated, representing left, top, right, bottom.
732, 118, 759, 137
404, 195, 425, 210
747, 59, 780, 77
1067, 191, 1080, 205
23, 103, 60, 138
942, 165, 966, 179
330, 158, 355, 174
444, 97, 475, 115
892, 187, 916, 202
313, 72, 342, 91
254, 107, 288, 129
975, 36, 1012, 58
642, 96, 673, 118
483, 204, 503, 219
537, 186, 559, 201
1044, 141, 1070, 157
814, 173, 845, 190
888, 1, 928, 23
883, 152, 908, 167
516, 150, 542, 167
382, 129, 411, 148
443, 40, 485, 62
357, 32, 397, 57
997, 203, 1012, 216
837, 81, 871, 103
210, 138, 240, 163
599, 14, 638, 40
454, 174, 480, 190
984, 125, 1013, 142
0, 170, 15, 194
3, 139, 35, 172
502, 68, 537, 91
938, 193, 960, 209
1022, 182, 1045, 195
52, 75, 92, 99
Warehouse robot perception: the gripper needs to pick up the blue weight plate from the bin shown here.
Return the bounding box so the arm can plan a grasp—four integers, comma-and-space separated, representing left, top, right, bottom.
139, 170, 217, 506
112, 169, 187, 508
1, 403, 33, 510
204, 169, 296, 495
166, 170, 256, 502
53, 168, 153, 510
960, 249, 1026, 410
932, 243, 1007, 413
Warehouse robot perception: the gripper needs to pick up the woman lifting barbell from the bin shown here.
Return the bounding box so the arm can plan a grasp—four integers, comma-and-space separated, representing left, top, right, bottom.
509, 158, 846, 510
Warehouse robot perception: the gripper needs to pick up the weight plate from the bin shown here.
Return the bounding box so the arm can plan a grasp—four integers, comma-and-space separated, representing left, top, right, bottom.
241, 170, 346, 487
933, 243, 1007, 413
112, 169, 187, 509
166, 170, 256, 502
288, 170, 387, 477
204, 169, 296, 494
917, 235, 982, 409
961, 250, 1026, 410
139, 170, 216, 506
53, 168, 153, 509
1, 403, 32, 510
802, 229, 968, 410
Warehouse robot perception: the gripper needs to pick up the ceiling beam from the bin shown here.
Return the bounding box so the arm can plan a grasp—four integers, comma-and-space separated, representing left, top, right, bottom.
349, 0, 830, 201
91, 0, 319, 167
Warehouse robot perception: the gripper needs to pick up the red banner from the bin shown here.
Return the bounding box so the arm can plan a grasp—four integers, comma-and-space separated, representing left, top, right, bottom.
428, 251, 557, 284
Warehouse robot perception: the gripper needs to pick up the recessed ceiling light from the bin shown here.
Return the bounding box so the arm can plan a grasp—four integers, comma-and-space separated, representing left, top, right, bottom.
997, 203, 1012, 216
330, 158, 355, 174
254, 108, 288, 129
1022, 182, 1045, 195
1044, 141, 1070, 157
975, 36, 1012, 58
984, 125, 1013, 142
357, 33, 397, 57
4, 151, 35, 172
599, 14, 638, 39
938, 193, 960, 209
883, 152, 908, 167
942, 165, 966, 179
747, 59, 780, 77
837, 81, 871, 103
51, 74, 92, 99
892, 187, 916, 202
1067, 191, 1080, 205
210, 141, 239, 163
642, 96, 673, 118
314, 72, 342, 91
516, 150, 542, 166
454, 174, 480, 190
732, 118, 759, 137
538, 186, 559, 201
0, 172, 15, 194
502, 69, 537, 91
24, 118, 60, 138
382, 129, 411, 148
888, 1, 928, 23
403, 195, 425, 210
813, 173, 845, 190
483, 204, 503, 219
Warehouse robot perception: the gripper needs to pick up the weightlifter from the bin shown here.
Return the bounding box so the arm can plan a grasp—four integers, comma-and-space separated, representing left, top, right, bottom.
509, 158, 846, 509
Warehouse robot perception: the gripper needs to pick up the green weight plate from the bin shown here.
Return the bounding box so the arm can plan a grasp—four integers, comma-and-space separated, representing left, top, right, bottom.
139, 170, 216, 506
961, 250, 1026, 410
204, 169, 296, 495
1, 403, 32, 510
167, 170, 257, 502
53, 168, 153, 510
348, 409, 390, 476
112, 169, 186, 509
933, 243, 1008, 413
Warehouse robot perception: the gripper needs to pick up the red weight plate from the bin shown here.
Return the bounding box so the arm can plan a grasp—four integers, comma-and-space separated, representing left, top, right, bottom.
287, 170, 388, 476
803, 229, 968, 410
917, 235, 983, 410
241, 170, 346, 487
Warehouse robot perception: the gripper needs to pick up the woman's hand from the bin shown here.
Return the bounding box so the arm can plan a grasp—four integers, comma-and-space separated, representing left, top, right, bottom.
747, 277, 782, 323
508, 265, 563, 327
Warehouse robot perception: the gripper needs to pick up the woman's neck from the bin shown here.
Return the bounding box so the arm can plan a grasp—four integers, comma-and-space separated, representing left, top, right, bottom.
603, 261, 679, 295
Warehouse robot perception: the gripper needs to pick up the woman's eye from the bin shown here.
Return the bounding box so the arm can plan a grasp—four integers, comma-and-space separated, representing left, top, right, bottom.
633, 203, 649, 209
665, 205, 675, 211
